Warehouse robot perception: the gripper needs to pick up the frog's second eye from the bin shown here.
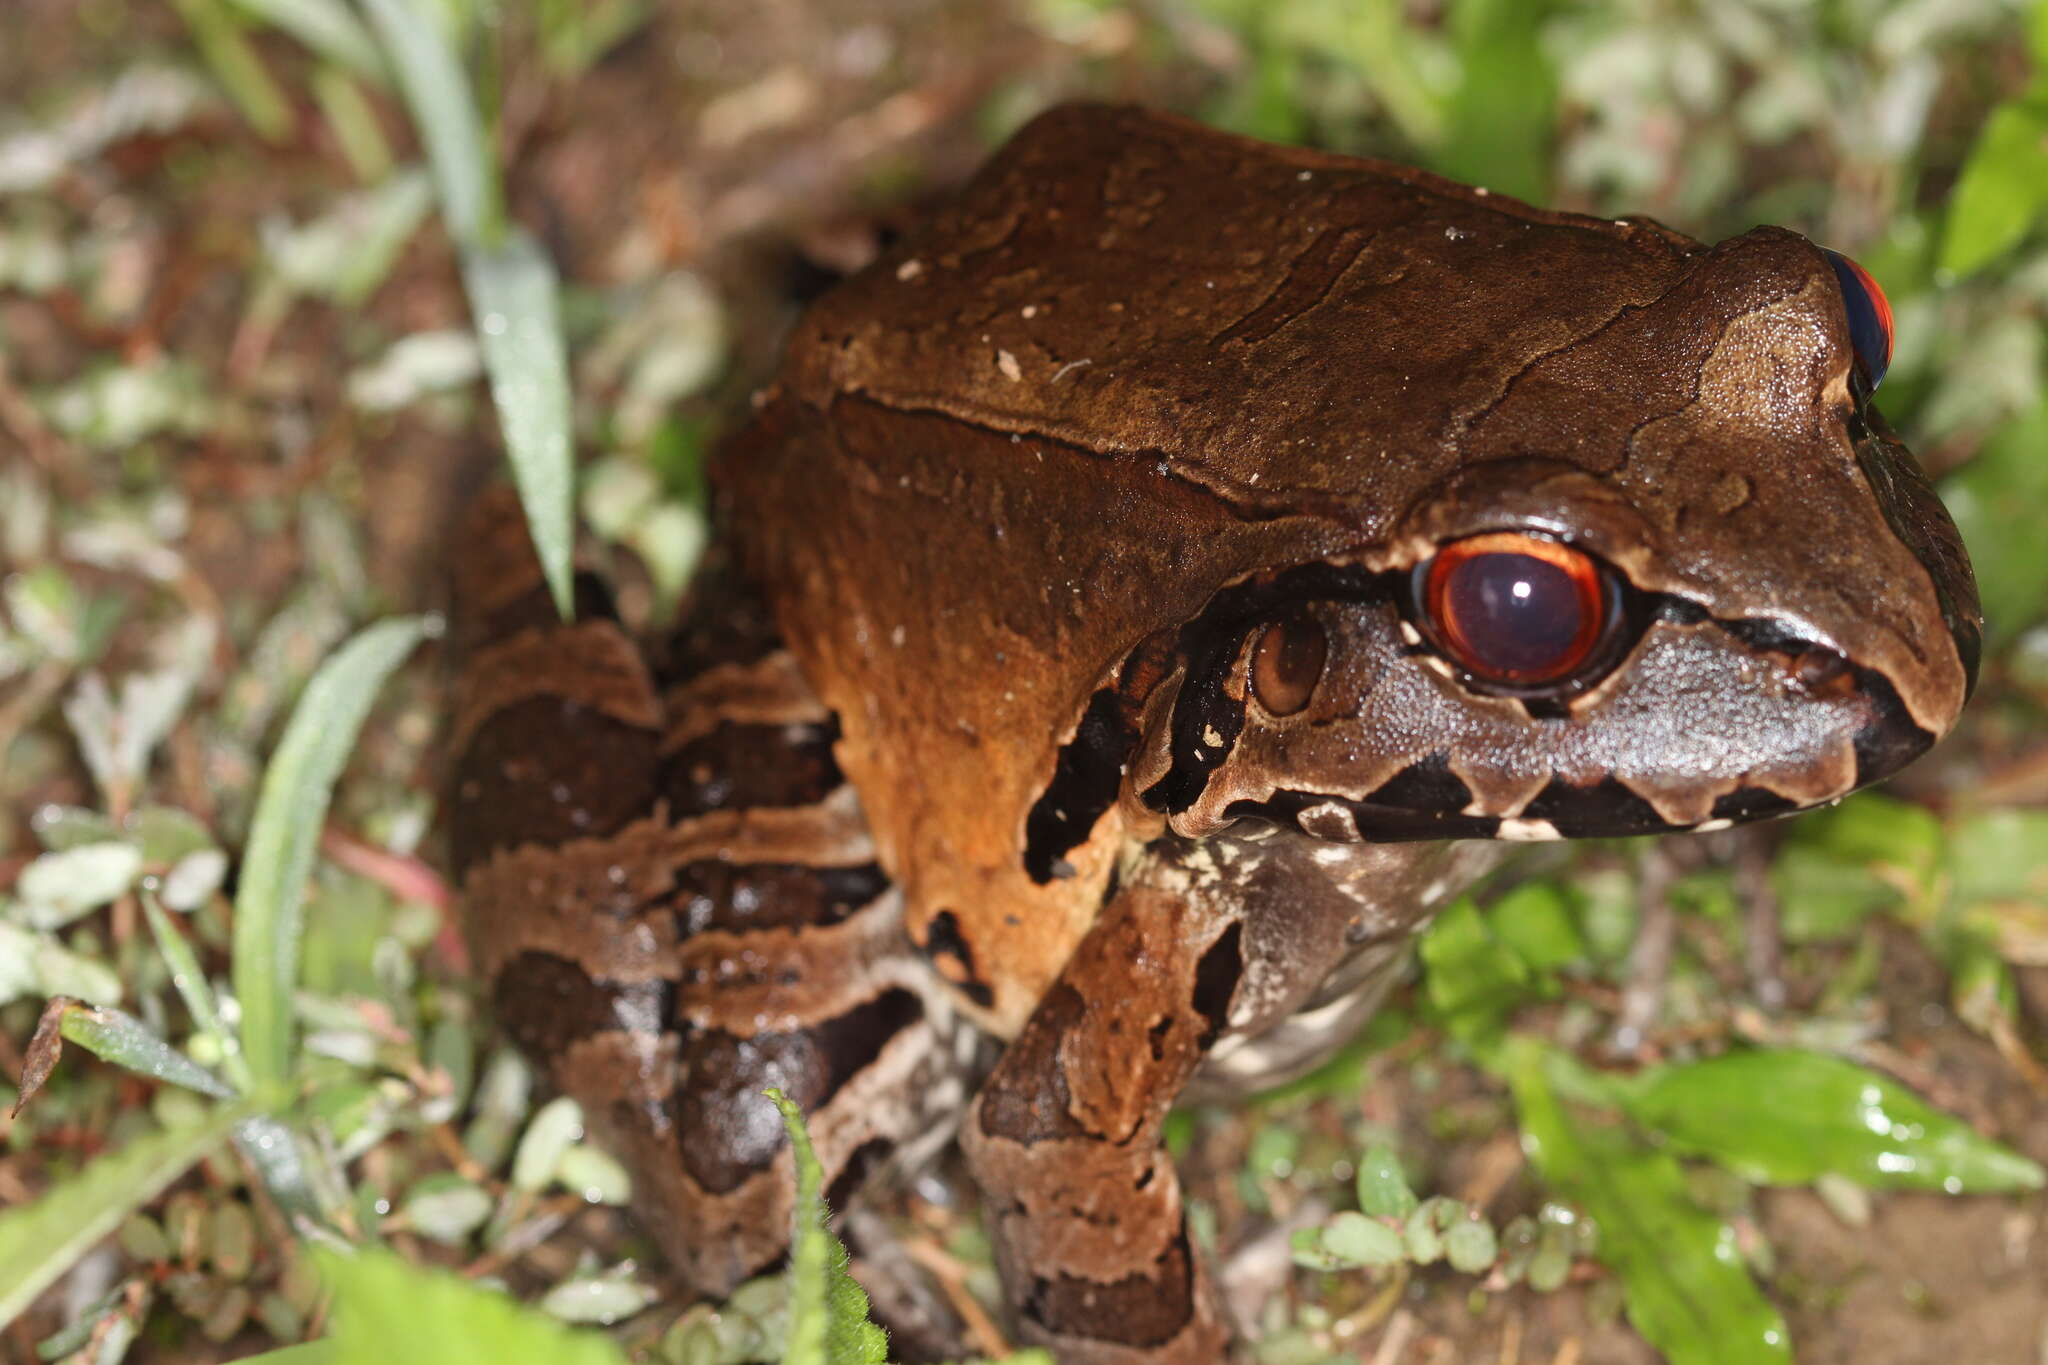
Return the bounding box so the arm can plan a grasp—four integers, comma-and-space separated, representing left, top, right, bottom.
1417, 533, 1617, 691
1822, 247, 1893, 395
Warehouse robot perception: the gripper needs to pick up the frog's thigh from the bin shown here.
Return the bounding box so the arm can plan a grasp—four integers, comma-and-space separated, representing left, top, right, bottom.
450, 491, 950, 1297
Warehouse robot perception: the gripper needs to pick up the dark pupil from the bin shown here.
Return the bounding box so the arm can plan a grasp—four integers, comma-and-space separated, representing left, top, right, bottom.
1445, 554, 1586, 676
1823, 250, 1889, 393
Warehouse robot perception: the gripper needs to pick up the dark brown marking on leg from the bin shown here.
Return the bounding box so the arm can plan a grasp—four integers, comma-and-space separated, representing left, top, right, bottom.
491, 950, 675, 1057
1025, 1231, 1199, 1348
450, 693, 661, 873
673, 859, 889, 936
671, 987, 923, 1194
662, 719, 843, 818
974, 984, 1089, 1146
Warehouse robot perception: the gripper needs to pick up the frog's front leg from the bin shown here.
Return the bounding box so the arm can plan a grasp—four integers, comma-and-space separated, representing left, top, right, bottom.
962, 832, 1498, 1362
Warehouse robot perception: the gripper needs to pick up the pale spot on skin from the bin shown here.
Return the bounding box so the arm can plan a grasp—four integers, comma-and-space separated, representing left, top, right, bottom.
1296, 801, 1361, 842
1202, 725, 1225, 747
896, 258, 924, 281
1694, 817, 1734, 832
996, 349, 1023, 382
1496, 817, 1563, 841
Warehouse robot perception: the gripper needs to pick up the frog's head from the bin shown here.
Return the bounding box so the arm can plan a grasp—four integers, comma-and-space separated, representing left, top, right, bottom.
1128, 230, 1981, 844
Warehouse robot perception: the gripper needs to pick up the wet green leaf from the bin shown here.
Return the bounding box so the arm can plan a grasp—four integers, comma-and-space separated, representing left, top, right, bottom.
1444, 1214, 1498, 1274
58, 999, 235, 1099
1437, 0, 1557, 201
1419, 897, 1541, 1042
460, 234, 577, 621
1619, 1049, 2043, 1193
1354, 1143, 1417, 1218
512, 1096, 584, 1193
1506, 1038, 1792, 1365
1488, 881, 1586, 972
0, 1103, 243, 1332
15, 840, 141, 928
234, 616, 429, 1091
1939, 98, 2048, 278
767, 1089, 888, 1365
359, 0, 574, 618
1942, 401, 2048, 642
402, 1174, 493, 1245
313, 1246, 628, 1365
1318, 1210, 1406, 1268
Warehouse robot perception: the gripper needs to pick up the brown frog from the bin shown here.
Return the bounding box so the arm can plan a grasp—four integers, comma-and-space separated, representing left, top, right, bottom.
447, 104, 1979, 1363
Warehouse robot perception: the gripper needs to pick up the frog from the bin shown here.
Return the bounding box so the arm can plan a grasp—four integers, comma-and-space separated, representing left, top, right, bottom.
446, 103, 1980, 1363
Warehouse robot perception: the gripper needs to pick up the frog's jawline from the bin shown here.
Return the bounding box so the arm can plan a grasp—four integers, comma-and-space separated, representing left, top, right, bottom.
1019, 560, 1932, 876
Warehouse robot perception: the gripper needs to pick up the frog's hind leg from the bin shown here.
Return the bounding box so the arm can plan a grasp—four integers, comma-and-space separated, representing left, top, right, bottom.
448, 489, 957, 1297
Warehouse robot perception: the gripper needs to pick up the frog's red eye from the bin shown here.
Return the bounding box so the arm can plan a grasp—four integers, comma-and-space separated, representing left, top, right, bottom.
1822, 248, 1893, 395
1418, 533, 1616, 689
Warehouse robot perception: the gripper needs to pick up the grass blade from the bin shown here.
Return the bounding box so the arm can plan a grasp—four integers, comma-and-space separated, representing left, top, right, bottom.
234, 615, 429, 1091
228, 0, 386, 83
140, 884, 248, 1090
355, 0, 498, 242
172, 0, 292, 141
460, 233, 576, 621
358, 0, 576, 619
0, 1103, 244, 1332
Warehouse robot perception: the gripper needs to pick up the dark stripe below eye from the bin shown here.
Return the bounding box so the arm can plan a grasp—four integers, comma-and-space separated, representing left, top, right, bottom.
671, 987, 922, 1194
1710, 787, 1800, 822
1362, 752, 1472, 811
1520, 774, 1669, 834
1225, 789, 1502, 841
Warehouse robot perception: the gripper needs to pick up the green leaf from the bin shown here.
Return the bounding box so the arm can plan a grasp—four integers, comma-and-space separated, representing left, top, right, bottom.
1941, 401, 2048, 642
0, 1105, 244, 1332
461, 234, 576, 621
357, 0, 576, 619
1487, 881, 1586, 973
1319, 1210, 1406, 1267
1618, 1049, 2044, 1194
228, 0, 386, 82
1355, 1143, 1418, 1219
356, 0, 498, 243
1938, 98, 2048, 278
1506, 1039, 1793, 1365
173, 0, 292, 141
234, 616, 429, 1090
767, 1089, 888, 1365
313, 1246, 628, 1365
1418, 897, 1540, 1043
58, 1000, 236, 1099
1436, 0, 1557, 201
